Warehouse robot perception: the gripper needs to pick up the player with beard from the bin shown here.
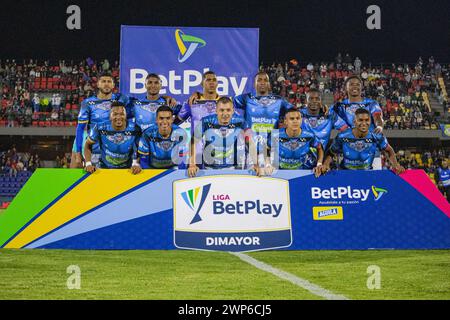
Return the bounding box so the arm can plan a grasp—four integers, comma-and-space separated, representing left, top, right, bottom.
322, 108, 404, 173
71, 72, 131, 168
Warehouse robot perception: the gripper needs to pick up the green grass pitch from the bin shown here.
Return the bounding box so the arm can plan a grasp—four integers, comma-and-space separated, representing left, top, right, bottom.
0, 249, 449, 300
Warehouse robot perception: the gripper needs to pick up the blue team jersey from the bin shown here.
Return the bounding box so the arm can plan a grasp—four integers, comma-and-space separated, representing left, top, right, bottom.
131, 96, 182, 131
268, 128, 321, 170
234, 93, 293, 133
138, 124, 188, 169
88, 120, 140, 169
331, 129, 389, 170
78, 93, 131, 153
199, 114, 246, 169
300, 108, 348, 149
332, 98, 382, 130
437, 167, 450, 187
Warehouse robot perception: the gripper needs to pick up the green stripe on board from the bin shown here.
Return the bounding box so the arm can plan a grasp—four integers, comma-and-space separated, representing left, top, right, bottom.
0, 169, 86, 247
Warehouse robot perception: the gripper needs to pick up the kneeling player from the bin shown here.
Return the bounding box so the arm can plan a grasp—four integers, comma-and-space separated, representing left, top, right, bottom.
84, 102, 141, 174
264, 109, 324, 177
138, 106, 188, 169
322, 108, 405, 173
188, 97, 258, 177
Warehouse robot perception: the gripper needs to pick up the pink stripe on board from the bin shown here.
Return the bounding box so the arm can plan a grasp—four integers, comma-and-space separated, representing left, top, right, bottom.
400, 170, 450, 218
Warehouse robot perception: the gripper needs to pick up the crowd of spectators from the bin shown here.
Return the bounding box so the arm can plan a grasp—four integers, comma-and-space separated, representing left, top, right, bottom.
0, 58, 119, 127
263, 55, 449, 129
0, 147, 41, 177
1, 56, 448, 129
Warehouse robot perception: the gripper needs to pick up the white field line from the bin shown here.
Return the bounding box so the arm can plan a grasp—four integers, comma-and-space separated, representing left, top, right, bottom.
231, 252, 350, 300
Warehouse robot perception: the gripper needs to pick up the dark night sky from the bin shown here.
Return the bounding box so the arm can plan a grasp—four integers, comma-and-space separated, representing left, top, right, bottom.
0, 0, 449, 64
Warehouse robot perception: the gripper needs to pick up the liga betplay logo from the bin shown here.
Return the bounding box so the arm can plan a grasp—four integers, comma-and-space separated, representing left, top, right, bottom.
181, 184, 211, 224
372, 186, 388, 201
175, 29, 206, 63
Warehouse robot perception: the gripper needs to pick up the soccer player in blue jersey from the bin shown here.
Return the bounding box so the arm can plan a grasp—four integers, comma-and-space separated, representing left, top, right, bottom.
84, 102, 141, 174
436, 159, 450, 201
322, 108, 404, 173
138, 106, 188, 169
234, 71, 293, 133
264, 109, 324, 177
301, 88, 348, 150
71, 72, 131, 168
233, 71, 294, 168
132, 73, 182, 131
188, 97, 257, 177
332, 75, 384, 133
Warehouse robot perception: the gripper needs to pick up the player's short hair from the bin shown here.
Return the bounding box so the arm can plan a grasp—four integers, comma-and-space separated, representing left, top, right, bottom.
202, 71, 216, 81
98, 71, 114, 80
284, 108, 301, 118
146, 73, 161, 82
156, 105, 173, 116
217, 96, 233, 106
254, 71, 270, 80
354, 108, 370, 117
110, 101, 125, 110
345, 75, 362, 87
306, 88, 322, 101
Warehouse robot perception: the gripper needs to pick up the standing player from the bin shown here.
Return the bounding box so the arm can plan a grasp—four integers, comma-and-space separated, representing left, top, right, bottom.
131, 73, 182, 131
84, 102, 141, 174
188, 97, 258, 177
233, 71, 293, 168
332, 75, 384, 133
138, 106, 188, 169
71, 72, 131, 168
264, 109, 324, 176
300, 88, 348, 150
175, 71, 221, 166
436, 159, 450, 202
322, 108, 404, 173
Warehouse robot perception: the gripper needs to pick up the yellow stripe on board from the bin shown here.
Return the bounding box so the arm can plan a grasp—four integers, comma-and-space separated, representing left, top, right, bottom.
194, 187, 200, 203
5, 169, 165, 248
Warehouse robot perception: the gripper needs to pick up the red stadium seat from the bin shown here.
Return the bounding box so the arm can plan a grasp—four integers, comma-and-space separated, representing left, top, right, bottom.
45, 121, 51, 127
0, 120, 6, 126
58, 121, 65, 127
32, 121, 38, 126
39, 121, 45, 127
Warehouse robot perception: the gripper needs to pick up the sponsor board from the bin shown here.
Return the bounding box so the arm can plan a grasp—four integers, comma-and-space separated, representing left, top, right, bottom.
173, 175, 291, 252
120, 26, 259, 103
313, 206, 344, 220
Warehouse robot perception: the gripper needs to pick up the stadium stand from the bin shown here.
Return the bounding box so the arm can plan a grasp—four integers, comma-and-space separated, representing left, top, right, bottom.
1, 56, 450, 201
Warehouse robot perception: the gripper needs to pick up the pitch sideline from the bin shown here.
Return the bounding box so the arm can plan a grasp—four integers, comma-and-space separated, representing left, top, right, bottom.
231, 252, 350, 300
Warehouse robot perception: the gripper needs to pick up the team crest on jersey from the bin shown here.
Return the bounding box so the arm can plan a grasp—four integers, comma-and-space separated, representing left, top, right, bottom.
157, 140, 175, 151
202, 101, 216, 113
349, 140, 367, 151
281, 139, 305, 151
106, 133, 132, 145
95, 101, 112, 111
347, 103, 367, 114
141, 103, 161, 113
305, 116, 326, 128
256, 96, 277, 106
